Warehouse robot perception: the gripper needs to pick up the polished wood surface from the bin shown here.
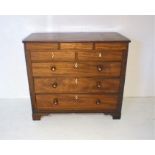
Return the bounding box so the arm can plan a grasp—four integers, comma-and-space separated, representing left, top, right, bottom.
30, 50, 123, 62
32, 62, 121, 77
78, 50, 123, 62
31, 51, 75, 61
36, 94, 118, 111
23, 32, 131, 120
25, 42, 58, 50
60, 43, 93, 50
34, 78, 120, 93
23, 32, 130, 42
95, 42, 128, 50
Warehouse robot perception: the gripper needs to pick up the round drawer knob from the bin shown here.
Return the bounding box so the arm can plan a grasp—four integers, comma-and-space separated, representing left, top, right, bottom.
53, 98, 58, 105
97, 65, 103, 72
51, 66, 56, 71
96, 99, 101, 105
52, 82, 57, 88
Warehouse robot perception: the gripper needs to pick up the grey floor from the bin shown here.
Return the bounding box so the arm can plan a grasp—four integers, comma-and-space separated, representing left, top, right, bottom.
0, 97, 154, 139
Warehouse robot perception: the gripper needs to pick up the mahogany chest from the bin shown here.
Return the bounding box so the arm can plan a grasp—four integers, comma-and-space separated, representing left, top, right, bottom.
23, 32, 131, 120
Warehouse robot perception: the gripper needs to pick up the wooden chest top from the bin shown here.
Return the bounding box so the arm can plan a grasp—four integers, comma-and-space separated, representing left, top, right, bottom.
23, 32, 131, 43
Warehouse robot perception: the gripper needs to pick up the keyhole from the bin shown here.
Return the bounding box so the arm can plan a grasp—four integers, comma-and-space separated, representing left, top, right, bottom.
75, 78, 78, 85
74, 62, 78, 68
98, 52, 102, 58
51, 52, 54, 59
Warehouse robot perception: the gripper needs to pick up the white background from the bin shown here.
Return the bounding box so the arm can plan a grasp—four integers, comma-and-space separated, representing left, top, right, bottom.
0, 0, 155, 154
0, 15, 154, 98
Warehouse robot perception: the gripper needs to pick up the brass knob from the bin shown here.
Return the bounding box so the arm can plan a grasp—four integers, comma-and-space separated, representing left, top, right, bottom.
96, 99, 101, 105
52, 82, 57, 88
96, 81, 101, 88
97, 65, 103, 72
51, 66, 56, 71
53, 98, 58, 105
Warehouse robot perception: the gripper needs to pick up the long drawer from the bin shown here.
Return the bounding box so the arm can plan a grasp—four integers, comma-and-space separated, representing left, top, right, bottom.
30, 51, 75, 61
30, 50, 123, 62
32, 62, 121, 77
34, 77, 120, 93
36, 94, 118, 111
78, 50, 123, 61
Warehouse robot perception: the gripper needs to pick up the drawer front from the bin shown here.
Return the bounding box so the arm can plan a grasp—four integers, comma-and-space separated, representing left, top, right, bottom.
60, 43, 93, 50
78, 50, 123, 62
30, 50, 123, 62
36, 94, 118, 111
95, 43, 128, 50
34, 78, 120, 93
31, 51, 75, 61
32, 62, 121, 77
26, 43, 58, 50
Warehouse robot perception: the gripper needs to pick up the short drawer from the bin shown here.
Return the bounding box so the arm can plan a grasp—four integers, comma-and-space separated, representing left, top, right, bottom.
78, 50, 123, 61
25, 43, 58, 50
30, 51, 75, 61
34, 78, 120, 93
32, 62, 121, 77
60, 43, 93, 50
36, 94, 118, 111
95, 43, 128, 50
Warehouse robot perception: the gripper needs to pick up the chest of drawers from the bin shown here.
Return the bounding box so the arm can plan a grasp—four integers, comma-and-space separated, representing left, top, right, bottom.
23, 32, 130, 120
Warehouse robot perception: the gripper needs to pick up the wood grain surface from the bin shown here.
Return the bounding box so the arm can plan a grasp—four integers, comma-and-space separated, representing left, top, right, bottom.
34, 78, 120, 93
23, 32, 131, 120
36, 94, 118, 111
